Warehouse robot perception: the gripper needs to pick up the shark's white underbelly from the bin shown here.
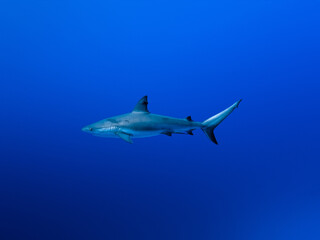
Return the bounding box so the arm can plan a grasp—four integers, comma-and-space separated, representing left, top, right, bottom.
125, 129, 163, 138
124, 126, 197, 138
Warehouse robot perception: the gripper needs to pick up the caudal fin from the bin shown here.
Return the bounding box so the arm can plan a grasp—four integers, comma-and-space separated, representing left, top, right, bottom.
202, 99, 242, 144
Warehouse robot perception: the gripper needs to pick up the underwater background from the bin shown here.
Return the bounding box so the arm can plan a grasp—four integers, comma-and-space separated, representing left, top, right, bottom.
1, 0, 319, 239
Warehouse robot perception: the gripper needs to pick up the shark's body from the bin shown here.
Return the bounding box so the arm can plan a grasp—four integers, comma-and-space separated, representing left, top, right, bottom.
82, 96, 241, 144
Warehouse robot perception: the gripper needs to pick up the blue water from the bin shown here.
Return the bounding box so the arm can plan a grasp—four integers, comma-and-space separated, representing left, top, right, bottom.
1, 1, 319, 239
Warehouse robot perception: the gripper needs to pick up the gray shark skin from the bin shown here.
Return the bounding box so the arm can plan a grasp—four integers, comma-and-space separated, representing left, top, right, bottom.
82, 96, 242, 144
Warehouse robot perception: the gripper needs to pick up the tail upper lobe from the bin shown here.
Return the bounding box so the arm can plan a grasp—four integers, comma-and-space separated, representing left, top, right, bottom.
202, 99, 242, 144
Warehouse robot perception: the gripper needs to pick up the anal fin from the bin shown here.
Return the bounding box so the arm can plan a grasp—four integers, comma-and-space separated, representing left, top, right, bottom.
187, 130, 194, 135
161, 131, 172, 136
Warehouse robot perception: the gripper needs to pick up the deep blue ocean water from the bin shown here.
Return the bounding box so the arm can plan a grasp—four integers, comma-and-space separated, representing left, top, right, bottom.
1, 1, 319, 239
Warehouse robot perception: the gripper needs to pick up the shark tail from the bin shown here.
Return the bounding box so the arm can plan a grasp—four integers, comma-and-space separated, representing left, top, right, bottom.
201, 99, 242, 144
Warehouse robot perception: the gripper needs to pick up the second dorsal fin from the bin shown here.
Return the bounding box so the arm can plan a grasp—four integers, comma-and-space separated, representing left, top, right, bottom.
132, 96, 149, 113
186, 116, 193, 121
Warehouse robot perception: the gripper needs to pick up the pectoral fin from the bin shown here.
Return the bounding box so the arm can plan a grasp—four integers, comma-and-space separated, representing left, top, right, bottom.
116, 132, 133, 143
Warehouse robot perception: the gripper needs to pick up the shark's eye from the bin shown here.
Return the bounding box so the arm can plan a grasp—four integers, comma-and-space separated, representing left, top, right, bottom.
89, 128, 93, 131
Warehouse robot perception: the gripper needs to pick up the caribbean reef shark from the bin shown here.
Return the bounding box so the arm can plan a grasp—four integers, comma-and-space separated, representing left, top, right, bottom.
82, 96, 242, 144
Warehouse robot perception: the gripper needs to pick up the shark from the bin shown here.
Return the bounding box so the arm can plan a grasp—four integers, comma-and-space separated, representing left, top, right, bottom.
82, 96, 242, 144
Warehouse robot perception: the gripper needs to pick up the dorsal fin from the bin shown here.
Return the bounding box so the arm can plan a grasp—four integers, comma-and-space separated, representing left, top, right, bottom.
132, 96, 149, 113
186, 116, 193, 121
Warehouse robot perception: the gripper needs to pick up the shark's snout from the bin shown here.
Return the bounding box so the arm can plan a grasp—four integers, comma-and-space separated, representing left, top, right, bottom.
82, 126, 93, 132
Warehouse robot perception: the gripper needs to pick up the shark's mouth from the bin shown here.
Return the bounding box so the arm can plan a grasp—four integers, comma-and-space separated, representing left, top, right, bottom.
91, 126, 120, 135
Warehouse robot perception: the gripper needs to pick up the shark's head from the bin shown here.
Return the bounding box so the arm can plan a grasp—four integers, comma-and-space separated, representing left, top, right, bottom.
82, 119, 119, 137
